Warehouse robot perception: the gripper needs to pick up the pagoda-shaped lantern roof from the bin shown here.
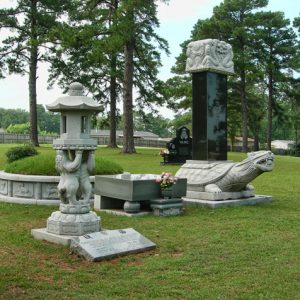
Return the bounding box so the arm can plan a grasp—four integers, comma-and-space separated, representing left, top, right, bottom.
46, 82, 102, 112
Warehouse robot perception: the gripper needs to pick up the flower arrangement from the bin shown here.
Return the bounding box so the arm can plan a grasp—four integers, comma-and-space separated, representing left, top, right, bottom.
159, 149, 169, 157
156, 172, 177, 189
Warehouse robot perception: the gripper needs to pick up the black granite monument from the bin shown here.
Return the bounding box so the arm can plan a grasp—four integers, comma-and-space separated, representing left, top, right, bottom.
185, 39, 234, 161
192, 72, 227, 161
161, 126, 192, 164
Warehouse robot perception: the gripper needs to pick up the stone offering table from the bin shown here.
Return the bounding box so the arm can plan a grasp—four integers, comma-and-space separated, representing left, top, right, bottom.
94, 173, 187, 215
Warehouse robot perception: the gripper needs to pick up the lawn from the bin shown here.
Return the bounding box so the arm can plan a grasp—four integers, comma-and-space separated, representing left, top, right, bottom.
0, 145, 299, 299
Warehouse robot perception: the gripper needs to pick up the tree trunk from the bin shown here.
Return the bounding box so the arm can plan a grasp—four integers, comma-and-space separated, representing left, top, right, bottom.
254, 130, 260, 151
108, 0, 119, 148
29, 0, 39, 147
108, 54, 118, 148
240, 70, 248, 152
267, 73, 273, 150
122, 39, 136, 153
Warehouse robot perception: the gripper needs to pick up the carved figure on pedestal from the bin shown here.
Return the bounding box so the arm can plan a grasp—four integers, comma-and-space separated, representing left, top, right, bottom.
176, 151, 274, 193
55, 149, 82, 204
78, 150, 95, 204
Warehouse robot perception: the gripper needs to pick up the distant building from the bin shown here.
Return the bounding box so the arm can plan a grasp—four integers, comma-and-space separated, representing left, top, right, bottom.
91, 129, 159, 140
228, 137, 255, 151
271, 140, 295, 150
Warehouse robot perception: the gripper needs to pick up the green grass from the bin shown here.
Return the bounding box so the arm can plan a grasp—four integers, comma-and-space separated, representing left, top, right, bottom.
0, 145, 300, 299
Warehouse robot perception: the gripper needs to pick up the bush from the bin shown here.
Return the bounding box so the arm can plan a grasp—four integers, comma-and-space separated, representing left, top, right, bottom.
288, 143, 300, 157
5, 144, 38, 163
6, 122, 31, 134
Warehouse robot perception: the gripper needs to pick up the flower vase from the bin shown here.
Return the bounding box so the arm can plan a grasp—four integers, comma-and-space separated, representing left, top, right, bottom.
161, 187, 173, 199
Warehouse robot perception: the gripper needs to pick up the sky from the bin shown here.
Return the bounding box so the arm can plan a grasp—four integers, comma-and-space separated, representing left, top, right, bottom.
0, 0, 299, 116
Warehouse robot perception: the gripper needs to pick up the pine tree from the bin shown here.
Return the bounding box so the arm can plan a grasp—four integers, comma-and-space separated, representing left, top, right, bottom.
0, 0, 71, 146
48, 0, 168, 153
250, 11, 298, 149
165, 0, 269, 152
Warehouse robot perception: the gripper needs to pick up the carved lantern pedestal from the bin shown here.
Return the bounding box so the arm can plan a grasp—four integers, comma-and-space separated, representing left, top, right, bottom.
32, 83, 157, 261
44, 82, 103, 236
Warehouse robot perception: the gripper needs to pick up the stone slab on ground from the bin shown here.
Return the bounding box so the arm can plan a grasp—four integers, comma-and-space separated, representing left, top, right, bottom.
99, 209, 151, 217
186, 190, 254, 201
183, 195, 272, 209
70, 228, 156, 261
31, 228, 75, 246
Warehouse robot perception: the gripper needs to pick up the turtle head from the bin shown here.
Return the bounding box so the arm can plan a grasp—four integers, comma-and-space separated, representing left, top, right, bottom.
247, 151, 274, 172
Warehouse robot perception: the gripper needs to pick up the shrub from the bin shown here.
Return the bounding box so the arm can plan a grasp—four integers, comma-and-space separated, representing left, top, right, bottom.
289, 143, 300, 157
6, 144, 38, 163
6, 122, 31, 134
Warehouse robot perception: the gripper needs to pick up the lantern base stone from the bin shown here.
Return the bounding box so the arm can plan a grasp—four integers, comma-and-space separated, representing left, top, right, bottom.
46, 211, 100, 236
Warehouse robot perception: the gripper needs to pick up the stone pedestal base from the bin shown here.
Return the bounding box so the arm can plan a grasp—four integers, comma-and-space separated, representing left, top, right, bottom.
47, 211, 100, 236
183, 195, 272, 209
59, 203, 90, 214
186, 189, 255, 201
151, 198, 183, 216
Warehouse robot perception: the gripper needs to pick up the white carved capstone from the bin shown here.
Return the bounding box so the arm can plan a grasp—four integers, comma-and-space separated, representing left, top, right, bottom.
186, 39, 234, 75
46, 82, 102, 112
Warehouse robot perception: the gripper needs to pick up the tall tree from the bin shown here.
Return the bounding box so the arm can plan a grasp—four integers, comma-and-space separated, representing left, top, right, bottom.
49, 0, 122, 148
48, 0, 168, 153
0, 1, 70, 146
166, 0, 269, 152
110, 0, 169, 153
250, 11, 298, 149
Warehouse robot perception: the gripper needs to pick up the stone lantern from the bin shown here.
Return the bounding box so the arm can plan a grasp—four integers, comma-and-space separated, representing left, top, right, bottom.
45, 82, 103, 236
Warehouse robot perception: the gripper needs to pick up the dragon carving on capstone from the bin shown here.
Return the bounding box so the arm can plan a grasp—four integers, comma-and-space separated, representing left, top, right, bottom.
176, 151, 274, 193
185, 39, 234, 74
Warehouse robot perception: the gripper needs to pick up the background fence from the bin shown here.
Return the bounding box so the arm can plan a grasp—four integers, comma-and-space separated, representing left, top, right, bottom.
0, 133, 59, 144
0, 133, 167, 148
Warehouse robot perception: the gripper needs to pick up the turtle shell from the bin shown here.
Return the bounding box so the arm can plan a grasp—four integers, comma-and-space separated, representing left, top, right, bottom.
175, 161, 236, 186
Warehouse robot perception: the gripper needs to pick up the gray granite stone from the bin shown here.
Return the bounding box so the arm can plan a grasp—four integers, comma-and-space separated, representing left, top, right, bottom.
99, 209, 151, 217
47, 211, 100, 236
31, 228, 74, 246
183, 195, 272, 209
151, 198, 183, 217
186, 190, 254, 201
0, 171, 95, 205
94, 173, 187, 213
70, 228, 156, 261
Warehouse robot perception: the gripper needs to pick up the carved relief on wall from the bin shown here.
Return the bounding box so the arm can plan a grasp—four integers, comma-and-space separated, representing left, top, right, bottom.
186, 39, 234, 75
0, 180, 7, 195
42, 184, 59, 199
13, 182, 34, 198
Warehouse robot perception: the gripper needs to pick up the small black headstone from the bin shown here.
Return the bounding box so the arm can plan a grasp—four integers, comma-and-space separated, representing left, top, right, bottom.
161, 126, 192, 164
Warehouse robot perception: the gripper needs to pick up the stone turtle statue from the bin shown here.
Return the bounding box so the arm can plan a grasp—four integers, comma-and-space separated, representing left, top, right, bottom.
176, 151, 274, 193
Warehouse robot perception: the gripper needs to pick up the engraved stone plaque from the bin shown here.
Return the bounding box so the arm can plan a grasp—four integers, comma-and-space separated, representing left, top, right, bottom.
42, 183, 59, 199
70, 228, 156, 261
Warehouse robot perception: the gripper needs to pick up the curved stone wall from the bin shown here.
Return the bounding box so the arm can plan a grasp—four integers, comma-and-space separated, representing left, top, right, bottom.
0, 171, 95, 205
